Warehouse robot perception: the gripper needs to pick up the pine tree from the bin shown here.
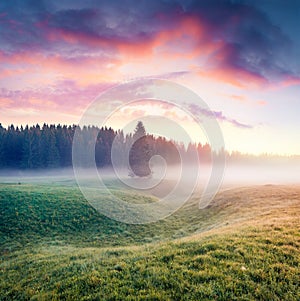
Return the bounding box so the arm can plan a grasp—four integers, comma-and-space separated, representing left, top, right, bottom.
129, 121, 152, 177
22, 126, 32, 168
47, 127, 60, 168
133, 121, 146, 140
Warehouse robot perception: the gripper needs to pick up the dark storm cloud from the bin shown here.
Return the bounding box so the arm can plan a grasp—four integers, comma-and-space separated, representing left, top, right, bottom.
180, 0, 298, 81
0, 0, 180, 50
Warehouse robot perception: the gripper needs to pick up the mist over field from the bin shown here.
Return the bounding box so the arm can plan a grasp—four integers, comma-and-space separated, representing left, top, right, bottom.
223, 163, 300, 186
0, 160, 299, 187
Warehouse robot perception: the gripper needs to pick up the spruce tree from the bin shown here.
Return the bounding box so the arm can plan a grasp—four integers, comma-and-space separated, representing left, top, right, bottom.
129, 121, 152, 177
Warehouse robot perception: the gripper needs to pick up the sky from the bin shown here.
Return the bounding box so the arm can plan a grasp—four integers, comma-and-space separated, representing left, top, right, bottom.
0, 0, 300, 155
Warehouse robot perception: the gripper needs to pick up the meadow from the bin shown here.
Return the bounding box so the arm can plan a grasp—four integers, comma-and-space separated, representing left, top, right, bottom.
0, 179, 299, 300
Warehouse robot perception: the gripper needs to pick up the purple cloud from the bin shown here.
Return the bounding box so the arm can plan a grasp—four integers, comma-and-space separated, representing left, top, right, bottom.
189, 103, 253, 129
0, 0, 299, 85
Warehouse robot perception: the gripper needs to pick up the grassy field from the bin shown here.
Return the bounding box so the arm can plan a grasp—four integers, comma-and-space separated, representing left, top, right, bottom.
0, 182, 299, 300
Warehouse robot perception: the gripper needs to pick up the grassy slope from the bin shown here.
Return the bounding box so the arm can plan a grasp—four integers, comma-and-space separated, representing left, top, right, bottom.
0, 183, 299, 300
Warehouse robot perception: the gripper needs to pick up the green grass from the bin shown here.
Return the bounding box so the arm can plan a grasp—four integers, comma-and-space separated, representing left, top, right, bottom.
0, 183, 299, 300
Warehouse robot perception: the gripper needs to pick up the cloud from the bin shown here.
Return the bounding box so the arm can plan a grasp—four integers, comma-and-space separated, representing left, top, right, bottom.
224, 94, 267, 106
188, 103, 253, 129
0, 0, 299, 88
227, 94, 247, 102
0, 80, 112, 114
132, 70, 190, 81
0, 97, 13, 107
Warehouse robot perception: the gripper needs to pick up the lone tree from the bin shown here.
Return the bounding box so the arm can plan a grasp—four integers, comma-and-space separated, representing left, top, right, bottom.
129, 121, 152, 177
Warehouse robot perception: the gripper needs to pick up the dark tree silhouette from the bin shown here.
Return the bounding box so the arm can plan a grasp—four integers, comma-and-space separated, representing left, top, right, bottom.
129, 121, 152, 177
133, 121, 146, 140
0, 121, 219, 170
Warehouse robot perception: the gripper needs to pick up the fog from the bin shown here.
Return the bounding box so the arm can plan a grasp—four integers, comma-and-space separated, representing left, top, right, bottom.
0, 162, 299, 186
0, 168, 76, 185
222, 163, 300, 187
0, 162, 299, 188
1, 162, 298, 223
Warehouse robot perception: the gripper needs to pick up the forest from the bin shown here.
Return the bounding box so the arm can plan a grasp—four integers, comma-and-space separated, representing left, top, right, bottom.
0, 121, 211, 170
0, 122, 298, 170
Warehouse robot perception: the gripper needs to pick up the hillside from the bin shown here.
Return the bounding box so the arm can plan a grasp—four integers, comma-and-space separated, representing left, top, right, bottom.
0, 183, 299, 300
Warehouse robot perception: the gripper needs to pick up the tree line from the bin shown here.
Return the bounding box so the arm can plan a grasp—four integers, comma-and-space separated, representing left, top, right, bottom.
1, 122, 298, 170
0, 122, 213, 170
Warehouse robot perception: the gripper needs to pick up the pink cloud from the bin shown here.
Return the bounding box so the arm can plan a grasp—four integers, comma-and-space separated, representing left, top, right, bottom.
0, 80, 112, 117
223, 94, 267, 106
228, 94, 247, 102
0, 97, 13, 107
256, 100, 267, 106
